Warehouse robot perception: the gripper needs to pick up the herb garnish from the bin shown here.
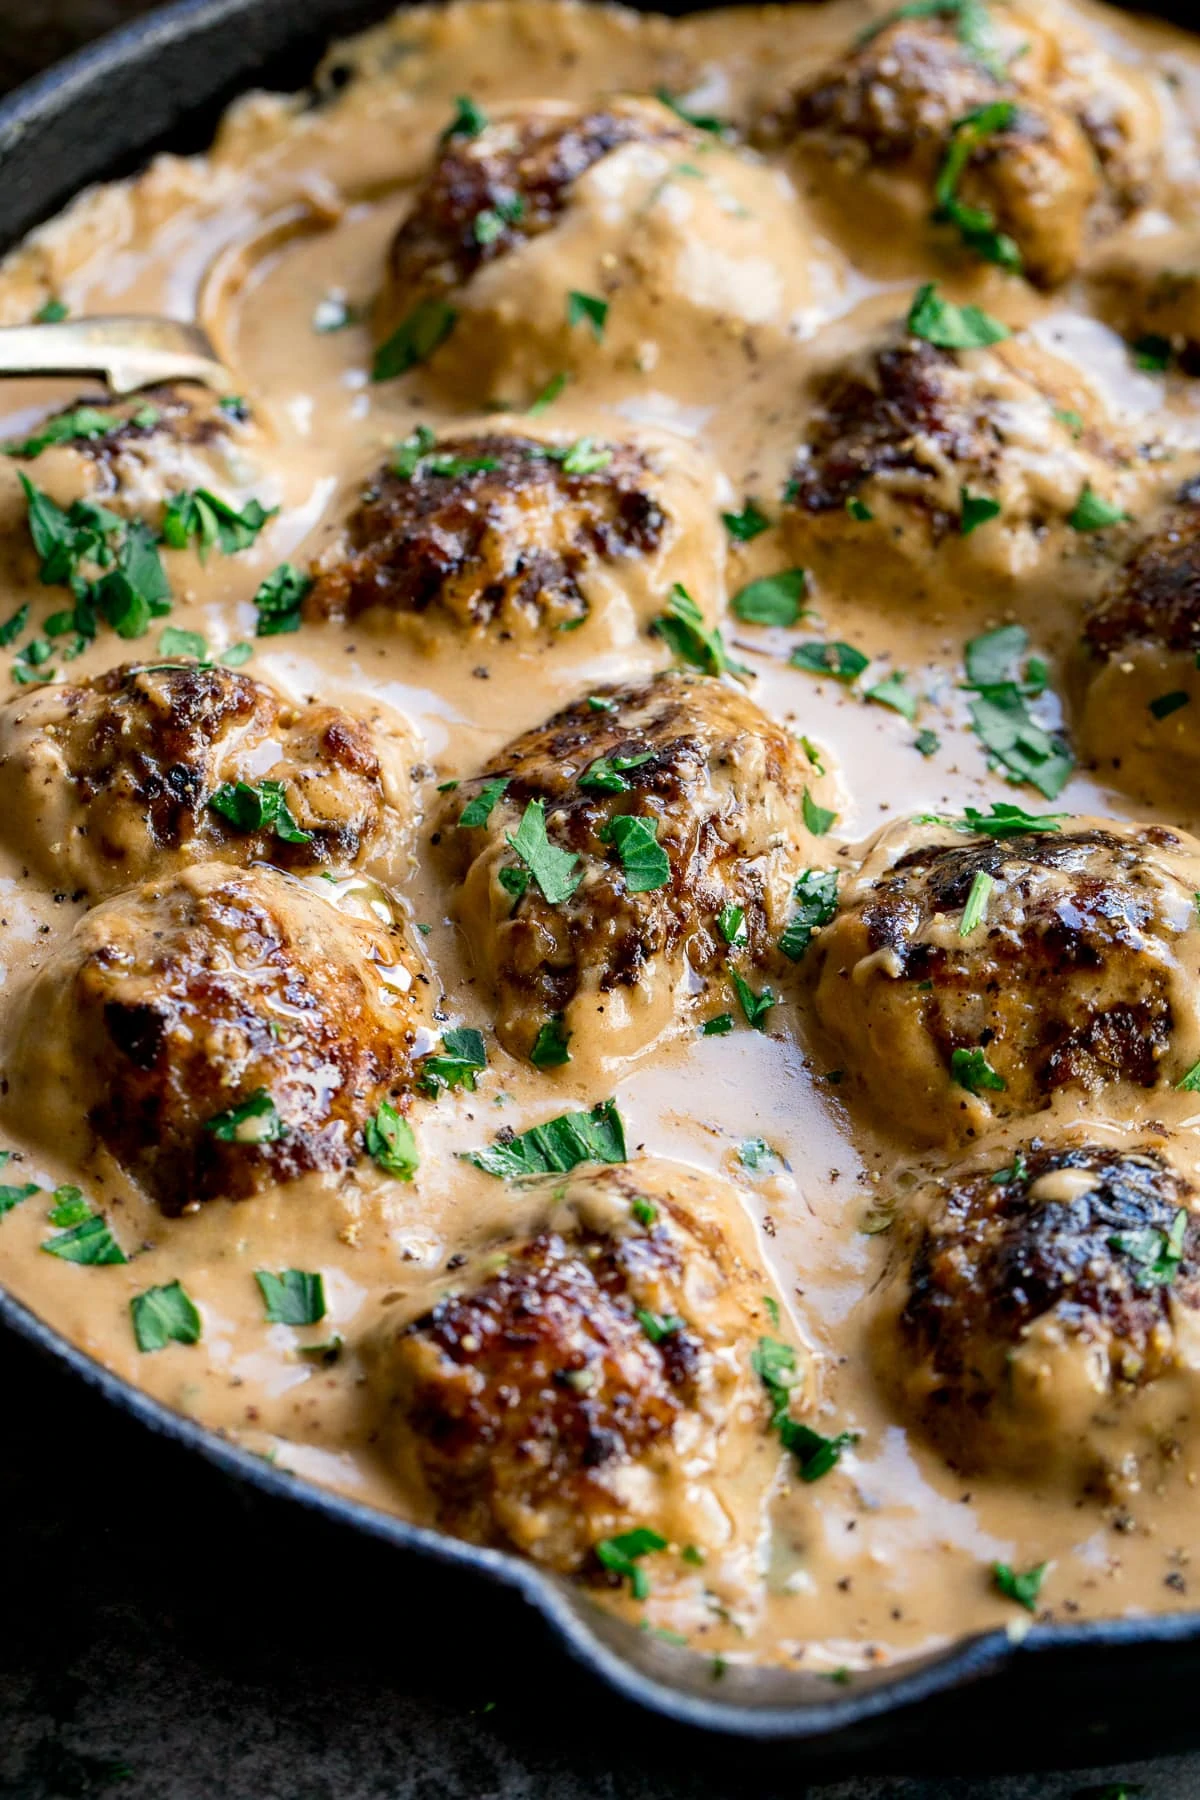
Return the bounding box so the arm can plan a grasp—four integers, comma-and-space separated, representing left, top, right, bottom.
528, 371, 569, 416
961, 623, 1073, 799
365, 1100, 419, 1178
208, 779, 312, 844
655, 85, 727, 134
5, 404, 128, 460
465, 1099, 627, 1178
702, 1013, 734, 1036
34, 297, 69, 322
718, 903, 746, 946
205, 1089, 287, 1144
950, 1046, 1006, 1093
722, 500, 770, 542
1109, 1208, 1188, 1289
42, 1211, 128, 1265
1132, 334, 1172, 372
256, 1269, 327, 1326
443, 95, 487, 140
530, 1016, 572, 1068
566, 290, 608, 340
473, 194, 524, 244
602, 813, 671, 892
131, 1280, 202, 1352
1150, 691, 1189, 721
846, 495, 873, 521
802, 790, 837, 836
508, 799, 582, 902
162, 490, 276, 560
652, 584, 747, 679
960, 486, 1002, 535
731, 568, 807, 627
636, 1307, 684, 1344
253, 562, 311, 636
596, 1527, 667, 1599
458, 777, 509, 828
858, 0, 1007, 82
752, 1335, 856, 1481
732, 970, 776, 1031
907, 282, 1009, 350
923, 801, 1064, 838
790, 639, 868, 682
914, 728, 940, 756
959, 869, 993, 935
992, 1560, 1047, 1612
1067, 484, 1127, 533
780, 868, 838, 961
372, 298, 458, 381
578, 750, 654, 794
865, 669, 919, 720
20, 475, 172, 649
417, 1027, 488, 1097
933, 103, 1022, 270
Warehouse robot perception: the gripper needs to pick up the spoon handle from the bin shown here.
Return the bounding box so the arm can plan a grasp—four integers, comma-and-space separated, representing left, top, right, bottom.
0, 317, 234, 395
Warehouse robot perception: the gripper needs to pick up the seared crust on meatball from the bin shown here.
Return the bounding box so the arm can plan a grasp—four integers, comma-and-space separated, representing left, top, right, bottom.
786, 327, 1113, 543
385, 97, 690, 318
811, 816, 1200, 1143
1085, 482, 1200, 659
364, 1160, 781, 1573
0, 661, 406, 896
435, 671, 837, 1058
777, 10, 1159, 285
308, 433, 665, 636
2, 863, 423, 1213
878, 1140, 1200, 1490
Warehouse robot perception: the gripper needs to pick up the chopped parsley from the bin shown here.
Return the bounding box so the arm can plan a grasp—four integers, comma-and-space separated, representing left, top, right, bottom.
579, 750, 654, 794
927, 801, 1064, 838
566, 290, 608, 340
0, 1177, 38, 1216
950, 1046, 1006, 1093
391, 426, 500, 482
636, 1307, 684, 1344
914, 728, 940, 756
5, 404, 125, 459
530, 1015, 572, 1068
465, 1099, 627, 1178
595, 1527, 667, 1599
702, 1013, 734, 1036
655, 86, 727, 134
205, 1089, 287, 1144
859, 0, 1007, 81
1150, 690, 1189, 721
473, 194, 524, 245
738, 1138, 780, 1172
34, 297, 69, 322
906, 281, 1009, 350
1132, 333, 1172, 372
208, 779, 312, 844
961, 623, 1073, 799
159, 625, 207, 660
442, 94, 487, 140
631, 1197, 658, 1227
1067, 484, 1127, 533
933, 102, 1022, 271
865, 669, 919, 720
992, 1560, 1047, 1612
959, 869, 994, 935
960, 485, 1002, 535
752, 1335, 856, 1481
1109, 1208, 1188, 1289
731, 568, 807, 627
732, 970, 776, 1031
372, 298, 458, 381
42, 1212, 127, 1265
527, 371, 569, 416
20, 475, 172, 648
47, 1186, 90, 1227
131, 1280, 202, 1352
1177, 1058, 1200, 1093
602, 813, 670, 892
253, 562, 311, 636
718, 903, 747, 945
458, 777, 509, 828
162, 489, 276, 560
255, 1269, 327, 1326
508, 798, 582, 902
417, 1027, 488, 1097
802, 790, 837, 836
780, 868, 838, 961
0, 604, 28, 648
790, 639, 868, 682
845, 495, 873, 521
365, 1100, 419, 1178
722, 500, 770, 542
652, 584, 747, 679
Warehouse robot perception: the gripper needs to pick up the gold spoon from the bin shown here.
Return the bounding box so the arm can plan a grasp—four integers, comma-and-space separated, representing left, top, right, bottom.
0, 315, 234, 395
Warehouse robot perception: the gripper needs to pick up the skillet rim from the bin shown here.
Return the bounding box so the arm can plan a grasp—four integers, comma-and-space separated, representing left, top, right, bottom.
1, 0, 1199, 1745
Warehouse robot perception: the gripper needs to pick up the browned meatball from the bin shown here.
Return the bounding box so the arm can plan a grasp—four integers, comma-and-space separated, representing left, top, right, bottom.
307, 433, 668, 637
2, 863, 424, 1213
1078, 482, 1200, 801
382, 97, 690, 329
876, 1139, 1200, 1492
1089, 231, 1200, 371
811, 816, 1200, 1144
435, 671, 840, 1059
776, 8, 1160, 286
0, 661, 409, 896
365, 1160, 781, 1574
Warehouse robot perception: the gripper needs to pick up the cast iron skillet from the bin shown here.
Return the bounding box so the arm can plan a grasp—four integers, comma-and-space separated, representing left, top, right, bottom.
0, 0, 1198, 1751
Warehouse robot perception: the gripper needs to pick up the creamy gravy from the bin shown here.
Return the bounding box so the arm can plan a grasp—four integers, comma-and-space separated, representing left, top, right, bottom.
0, 0, 1198, 1680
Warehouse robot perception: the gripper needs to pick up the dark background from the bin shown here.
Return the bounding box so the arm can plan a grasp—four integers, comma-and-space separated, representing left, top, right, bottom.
0, 3, 1198, 1795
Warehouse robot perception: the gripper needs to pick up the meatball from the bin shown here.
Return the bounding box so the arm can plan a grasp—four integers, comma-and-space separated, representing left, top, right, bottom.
2, 862, 424, 1213
810, 815, 1200, 1145
1089, 230, 1200, 371
875, 1138, 1200, 1494
1077, 481, 1200, 804
775, 6, 1162, 285
306, 429, 715, 642
0, 660, 410, 896
783, 320, 1122, 607
2, 383, 267, 521
364, 1160, 783, 1575
374, 97, 845, 403
435, 670, 839, 1059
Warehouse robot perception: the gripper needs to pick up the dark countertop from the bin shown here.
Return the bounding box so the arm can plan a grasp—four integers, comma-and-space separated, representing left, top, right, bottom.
0, 4, 1199, 1796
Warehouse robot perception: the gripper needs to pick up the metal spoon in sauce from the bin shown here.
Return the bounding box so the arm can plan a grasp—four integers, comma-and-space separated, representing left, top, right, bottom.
0, 316, 234, 394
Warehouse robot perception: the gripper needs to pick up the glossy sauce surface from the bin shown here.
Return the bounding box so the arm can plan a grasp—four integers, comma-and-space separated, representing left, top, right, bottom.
0, 0, 1199, 1679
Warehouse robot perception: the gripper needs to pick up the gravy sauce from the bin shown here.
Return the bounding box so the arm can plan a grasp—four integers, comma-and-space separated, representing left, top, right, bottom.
0, 0, 1199, 1678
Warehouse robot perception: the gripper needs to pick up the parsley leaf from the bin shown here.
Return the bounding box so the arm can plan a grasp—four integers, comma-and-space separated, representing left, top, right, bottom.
458, 777, 509, 828
530, 1015, 572, 1068
473, 193, 524, 244
578, 750, 654, 794
253, 562, 311, 636
595, 1527, 667, 1599
1067, 484, 1127, 532
933, 102, 1022, 271
702, 1013, 734, 1036
914, 728, 940, 756
722, 500, 770, 542
566, 290, 608, 340
731, 568, 807, 627
655, 85, 727, 134
928, 802, 1064, 838
34, 297, 69, 322
365, 1100, 419, 1178
907, 281, 1009, 349
256, 1269, 326, 1326
950, 1046, 1006, 1093
5, 404, 123, 459
208, 779, 312, 844
636, 1307, 684, 1344
602, 813, 670, 893
0, 1178, 39, 1216
0, 603, 28, 647
1150, 690, 1189, 721
508, 798, 582, 903
718, 903, 746, 945
443, 94, 487, 140
372, 299, 458, 381
465, 1099, 627, 1178
752, 1335, 856, 1481
1109, 1208, 1188, 1289
162, 489, 276, 559
780, 868, 838, 961
959, 869, 994, 935
845, 495, 874, 521
865, 669, 919, 720
528, 371, 569, 416
652, 583, 747, 678
802, 790, 837, 836
962, 624, 1073, 799
732, 969, 776, 1031
131, 1280, 202, 1352
42, 1212, 128, 1265
960, 486, 1002, 535
417, 1027, 488, 1097
790, 639, 868, 681
159, 626, 207, 660
992, 1560, 1047, 1612
205, 1089, 287, 1144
